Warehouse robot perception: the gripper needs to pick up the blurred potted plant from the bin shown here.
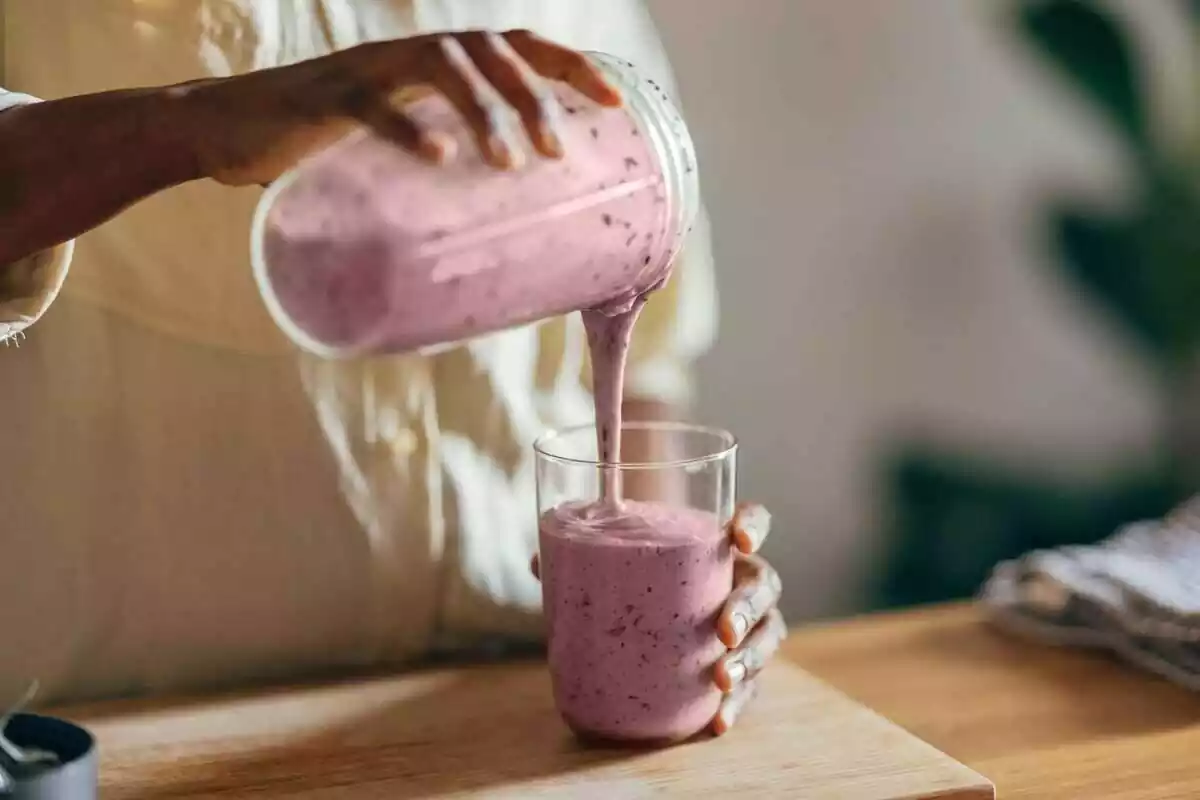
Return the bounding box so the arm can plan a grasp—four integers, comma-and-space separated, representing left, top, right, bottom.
875, 0, 1200, 609
1023, 0, 1200, 479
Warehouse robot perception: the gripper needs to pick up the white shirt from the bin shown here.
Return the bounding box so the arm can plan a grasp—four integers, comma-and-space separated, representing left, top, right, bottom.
0, 1, 715, 703
0, 90, 73, 345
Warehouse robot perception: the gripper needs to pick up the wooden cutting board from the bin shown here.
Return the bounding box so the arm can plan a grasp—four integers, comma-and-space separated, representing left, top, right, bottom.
74, 661, 993, 799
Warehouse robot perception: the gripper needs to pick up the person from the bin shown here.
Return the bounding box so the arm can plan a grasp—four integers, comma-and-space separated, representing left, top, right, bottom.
0, 3, 784, 735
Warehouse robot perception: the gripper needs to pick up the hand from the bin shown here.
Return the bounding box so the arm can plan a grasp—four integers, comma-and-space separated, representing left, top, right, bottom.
174, 29, 622, 186
531, 503, 785, 737
711, 503, 784, 735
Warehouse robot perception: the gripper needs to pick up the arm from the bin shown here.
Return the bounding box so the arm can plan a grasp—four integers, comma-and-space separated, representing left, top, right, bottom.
0, 31, 619, 269
0, 88, 200, 267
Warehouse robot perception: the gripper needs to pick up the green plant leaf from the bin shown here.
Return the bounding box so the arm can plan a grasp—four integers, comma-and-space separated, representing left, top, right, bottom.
1017, 0, 1148, 149
1053, 209, 1152, 349
1051, 189, 1200, 370
871, 443, 1182, 610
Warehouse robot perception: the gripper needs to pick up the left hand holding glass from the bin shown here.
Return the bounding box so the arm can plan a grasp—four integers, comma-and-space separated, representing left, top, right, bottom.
531, 501, 784, 736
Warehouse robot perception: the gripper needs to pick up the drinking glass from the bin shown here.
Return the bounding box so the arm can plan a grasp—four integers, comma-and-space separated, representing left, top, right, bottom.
534, 421, 737, 743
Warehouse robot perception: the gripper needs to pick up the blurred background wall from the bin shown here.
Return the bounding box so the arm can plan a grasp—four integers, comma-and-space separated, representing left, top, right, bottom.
646, 0, 1200, 621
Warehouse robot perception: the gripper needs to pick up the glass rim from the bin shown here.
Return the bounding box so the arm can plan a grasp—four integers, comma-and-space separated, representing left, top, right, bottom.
533, 420, 737, 470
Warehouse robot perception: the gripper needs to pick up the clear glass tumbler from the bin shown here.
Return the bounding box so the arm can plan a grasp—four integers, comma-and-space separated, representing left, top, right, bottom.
534, 421, 736, 744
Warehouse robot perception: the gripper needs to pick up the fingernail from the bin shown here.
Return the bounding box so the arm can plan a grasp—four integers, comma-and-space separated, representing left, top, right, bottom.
536, 94, 565, 158
724, 659, 746, 688
540, 127, 564, 158
731, 612, 750, 641
487, 134, 509, 166
734, 505, 771, 552
417, 133, 451, 163
597, 82, 624, 106
710, 705, 729, 738
487, 134, 519, 169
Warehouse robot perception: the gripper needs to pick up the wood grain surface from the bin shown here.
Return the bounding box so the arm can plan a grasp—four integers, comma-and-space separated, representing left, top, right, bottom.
786, 603, 1200, 799
70, 599, 1200, 799
68, 659, 990, 799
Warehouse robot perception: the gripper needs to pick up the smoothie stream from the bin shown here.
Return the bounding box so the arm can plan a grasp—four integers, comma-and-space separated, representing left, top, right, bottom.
581, 297, 649, 503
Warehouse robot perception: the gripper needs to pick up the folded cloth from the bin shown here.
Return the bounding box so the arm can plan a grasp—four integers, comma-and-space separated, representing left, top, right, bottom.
979, 495, 1200, 690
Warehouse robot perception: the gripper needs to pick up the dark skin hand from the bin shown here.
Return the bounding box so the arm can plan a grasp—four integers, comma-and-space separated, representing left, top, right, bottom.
184, 30, 622, 184
0, 30, 621, 265
532, 503, 785, 736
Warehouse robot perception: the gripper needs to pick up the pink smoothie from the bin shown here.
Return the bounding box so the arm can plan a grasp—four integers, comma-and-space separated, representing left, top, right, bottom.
258, 86, 674, 356
539, 499, 733, 742
581, 298, 647, 501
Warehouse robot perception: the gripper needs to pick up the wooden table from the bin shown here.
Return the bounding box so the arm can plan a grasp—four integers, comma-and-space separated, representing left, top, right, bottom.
786, 603, 1200, 799
60, 602, 1200, 798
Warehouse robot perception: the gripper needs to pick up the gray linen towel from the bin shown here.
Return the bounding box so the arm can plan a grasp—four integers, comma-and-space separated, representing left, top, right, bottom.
980, 495, 1200, 689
